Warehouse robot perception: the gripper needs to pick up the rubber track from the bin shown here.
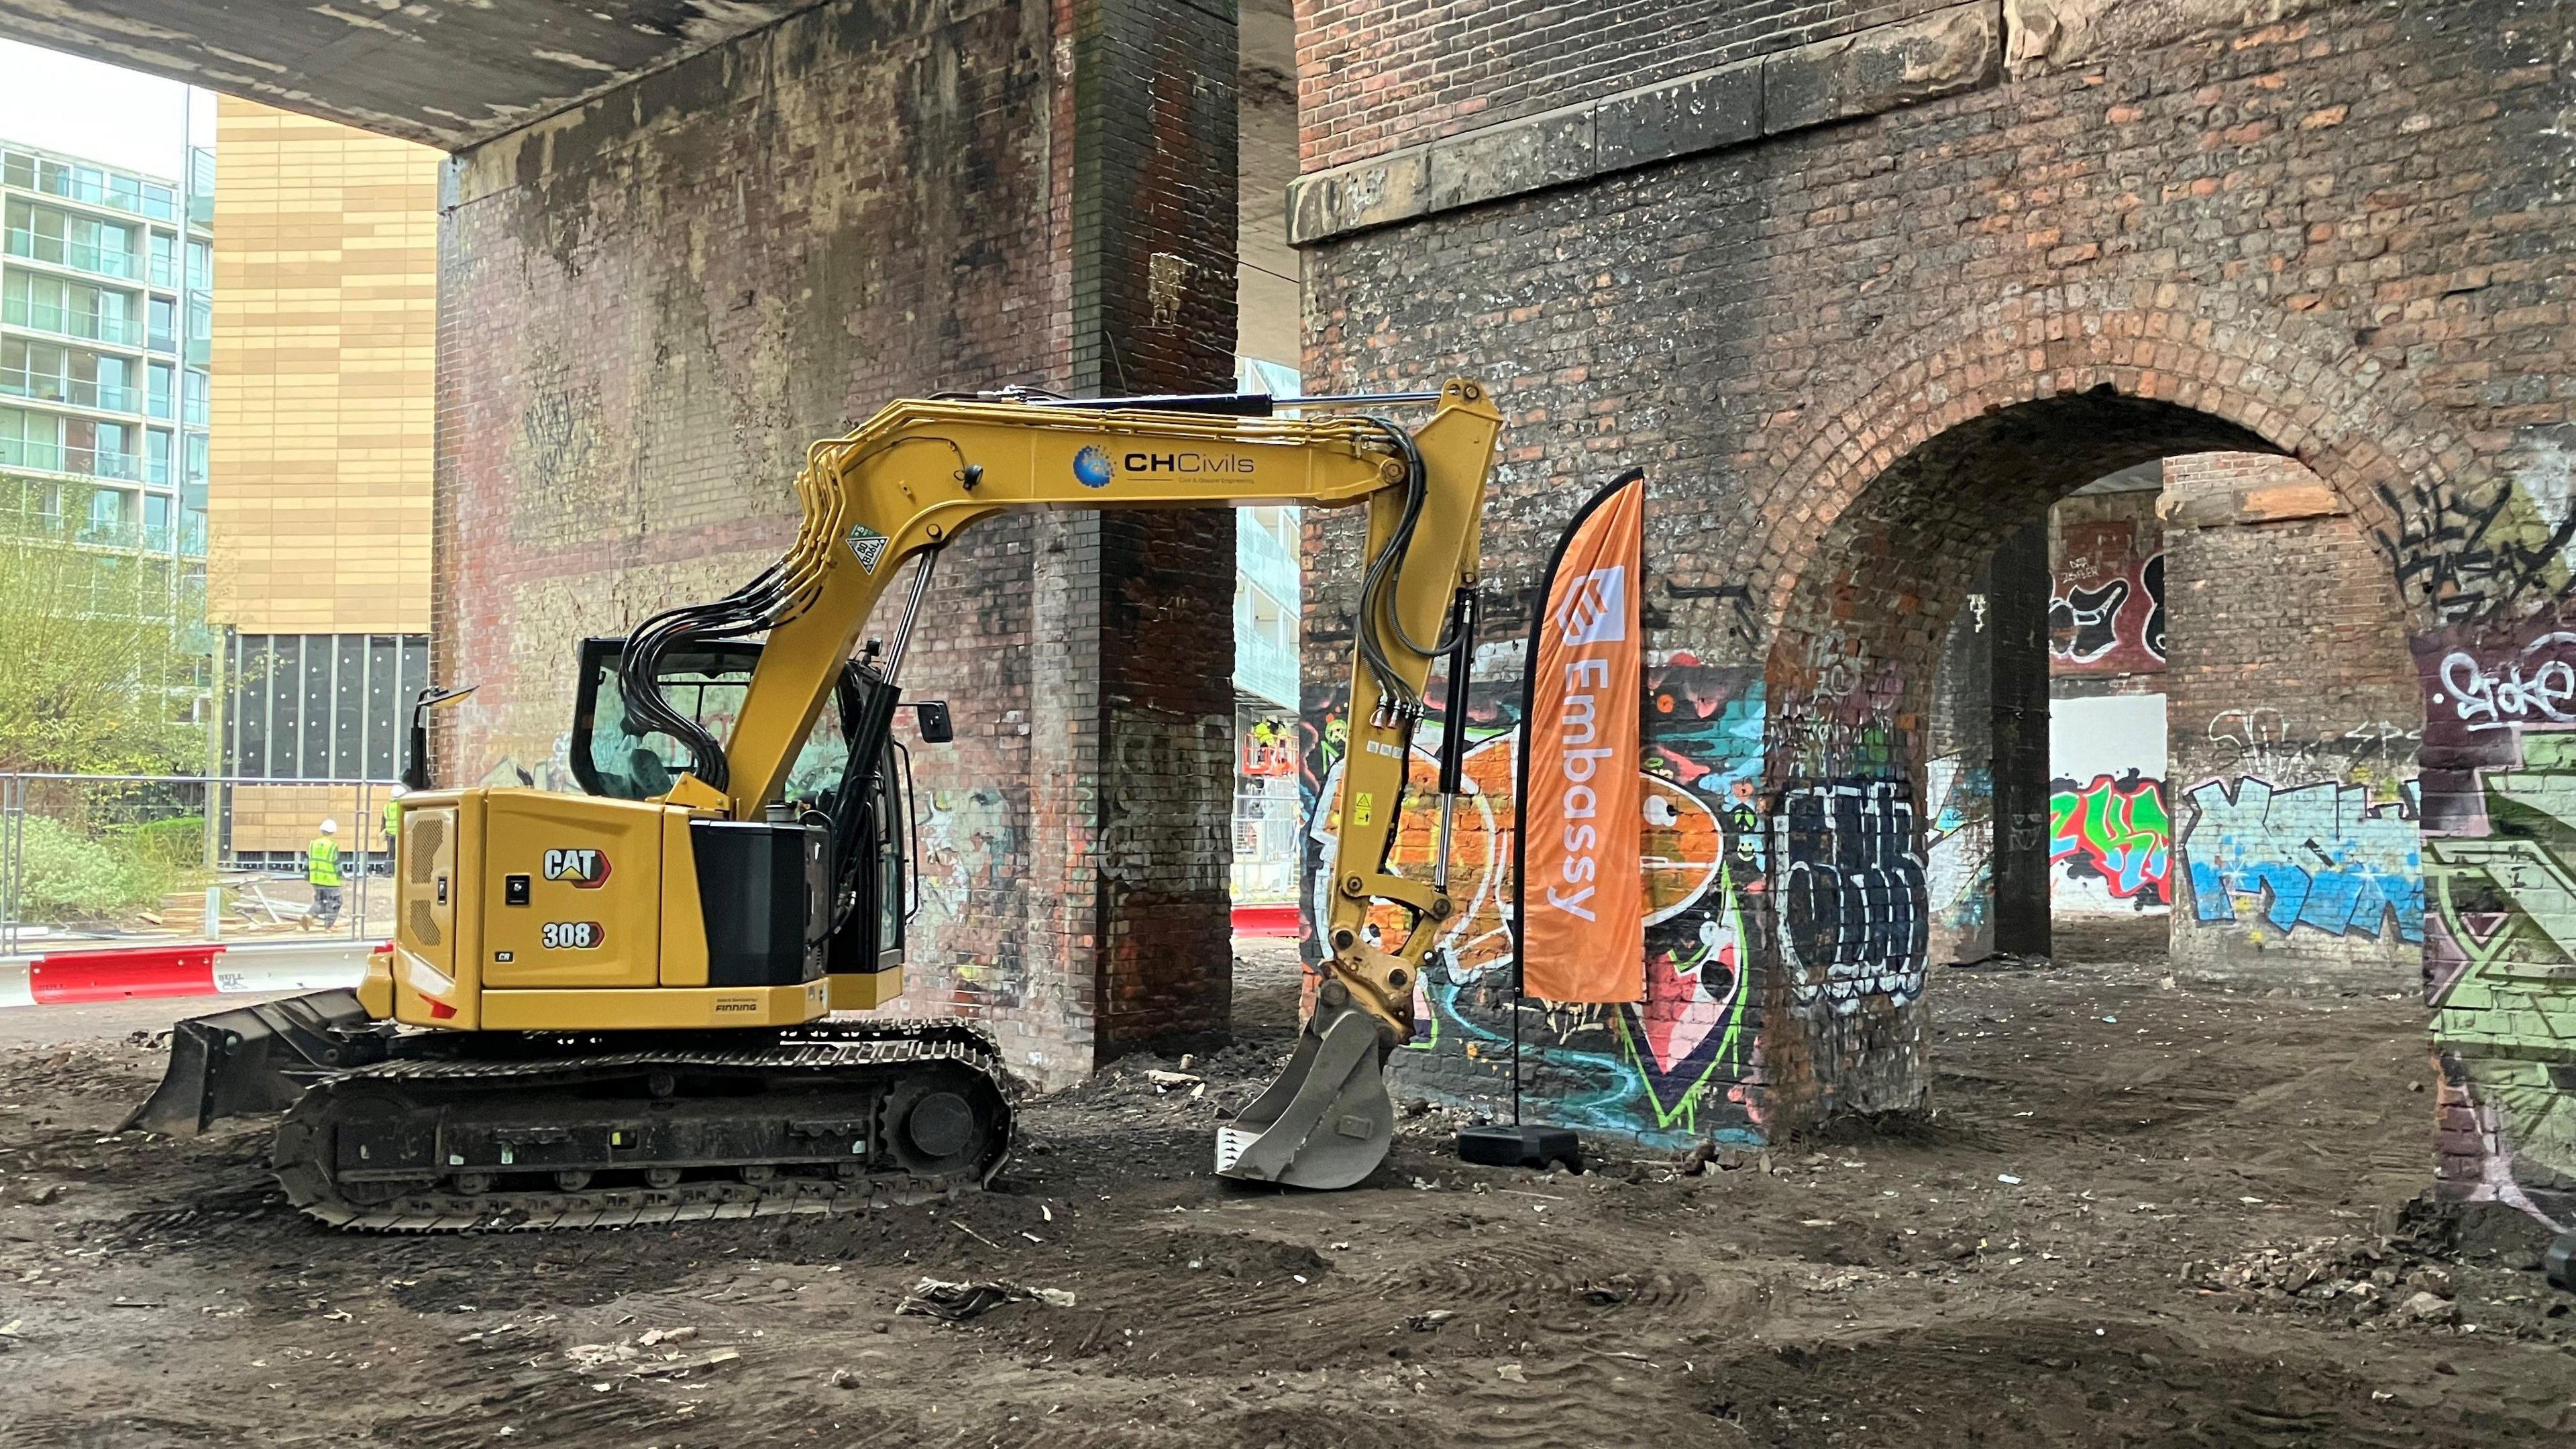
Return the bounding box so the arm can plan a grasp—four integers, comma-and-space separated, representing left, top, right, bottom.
274, 1018, 1013, 1233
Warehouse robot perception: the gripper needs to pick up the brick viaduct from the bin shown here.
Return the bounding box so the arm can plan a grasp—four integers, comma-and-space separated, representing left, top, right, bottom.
7, 0, 2568, 1229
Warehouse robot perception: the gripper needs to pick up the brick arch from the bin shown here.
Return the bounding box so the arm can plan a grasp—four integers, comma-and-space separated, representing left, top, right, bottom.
1739, 286, 2477, 643
1739, 289, 2477, 1134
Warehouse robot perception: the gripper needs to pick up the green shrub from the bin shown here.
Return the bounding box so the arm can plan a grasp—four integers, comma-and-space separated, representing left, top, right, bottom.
13, 814, 170, 922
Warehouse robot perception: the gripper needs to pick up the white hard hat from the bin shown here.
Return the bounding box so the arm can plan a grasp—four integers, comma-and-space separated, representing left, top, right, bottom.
319, 819, 339, 835
390, 784, 409, 798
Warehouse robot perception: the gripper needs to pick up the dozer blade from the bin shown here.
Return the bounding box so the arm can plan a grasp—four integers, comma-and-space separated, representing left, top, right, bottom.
125, 989, 387, 1137
1216, 1008, 1392, 1189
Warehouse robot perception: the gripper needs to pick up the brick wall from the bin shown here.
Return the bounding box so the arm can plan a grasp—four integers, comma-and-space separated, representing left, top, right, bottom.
1295, 0, 2576, 1223
435, 0, 1238, 1087
2162, 451, 2422, 983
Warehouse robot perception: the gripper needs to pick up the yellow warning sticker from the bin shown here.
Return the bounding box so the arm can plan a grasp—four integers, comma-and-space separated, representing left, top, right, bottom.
1354, 792, 1375, 828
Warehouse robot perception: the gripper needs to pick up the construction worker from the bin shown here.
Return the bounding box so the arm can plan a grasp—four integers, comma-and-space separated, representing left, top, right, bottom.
382, 785, 407, 869
306, 819, 343, 931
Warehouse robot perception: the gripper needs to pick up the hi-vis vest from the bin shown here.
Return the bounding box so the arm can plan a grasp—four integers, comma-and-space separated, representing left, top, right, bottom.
307, 837, 342, 887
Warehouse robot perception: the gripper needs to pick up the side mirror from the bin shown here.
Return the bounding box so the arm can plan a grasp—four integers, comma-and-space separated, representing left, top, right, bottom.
402, 684, 480, 791
911, 701, 955, 744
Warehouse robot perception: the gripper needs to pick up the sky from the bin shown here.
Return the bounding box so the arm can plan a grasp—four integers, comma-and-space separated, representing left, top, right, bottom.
0, 38, 217, 180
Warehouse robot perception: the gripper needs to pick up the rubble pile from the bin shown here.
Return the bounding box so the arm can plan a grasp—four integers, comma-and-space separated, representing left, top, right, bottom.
2188, 1236, 2460, 1326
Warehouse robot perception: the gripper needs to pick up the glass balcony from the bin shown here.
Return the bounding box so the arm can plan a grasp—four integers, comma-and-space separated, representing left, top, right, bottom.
0, 367, 138, 414
0, 436, 143, 481
4, 226, 144, 281
2, 297, 144, 347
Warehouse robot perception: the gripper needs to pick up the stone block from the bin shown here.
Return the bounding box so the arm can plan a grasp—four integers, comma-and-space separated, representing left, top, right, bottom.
1287, 146, 1432, 245
1595, 60, 1762, 174
1763, 3, 2002, 136
1426, 106, 1597, 215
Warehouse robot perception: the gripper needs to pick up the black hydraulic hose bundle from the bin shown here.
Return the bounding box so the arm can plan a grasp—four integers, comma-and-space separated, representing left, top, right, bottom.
1352, 415, 1464, 713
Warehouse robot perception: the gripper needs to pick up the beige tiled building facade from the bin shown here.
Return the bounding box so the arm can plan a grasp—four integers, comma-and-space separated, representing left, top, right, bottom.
209, 98, 437, 859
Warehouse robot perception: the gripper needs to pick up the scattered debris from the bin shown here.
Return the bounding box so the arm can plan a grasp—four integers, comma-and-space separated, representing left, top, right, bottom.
2189, 1236, 2467, 1327
896, 1279, 1077, 1322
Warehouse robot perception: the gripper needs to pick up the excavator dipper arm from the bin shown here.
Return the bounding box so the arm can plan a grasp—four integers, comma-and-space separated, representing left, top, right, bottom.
634, 378, 1502, 1187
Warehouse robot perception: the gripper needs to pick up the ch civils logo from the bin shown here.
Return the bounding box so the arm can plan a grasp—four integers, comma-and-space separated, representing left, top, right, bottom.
1074, 446, 1114, 488
1555, 566, 1628, 646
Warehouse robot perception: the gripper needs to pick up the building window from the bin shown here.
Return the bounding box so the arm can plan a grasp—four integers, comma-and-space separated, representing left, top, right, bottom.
148, 362, 174, 419
3, 272, 141, 347
182, 368, 207, 425
0, 405, 59, 472
147, 296, 175, 353
83, 485, 127, 545
146, 427, 171, 485
225, 634, 432, 782
143, 491, 171, 552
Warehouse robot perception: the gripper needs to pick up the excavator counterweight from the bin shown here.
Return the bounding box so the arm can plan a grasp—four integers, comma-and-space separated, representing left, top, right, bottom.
139, 380, 1503, 1226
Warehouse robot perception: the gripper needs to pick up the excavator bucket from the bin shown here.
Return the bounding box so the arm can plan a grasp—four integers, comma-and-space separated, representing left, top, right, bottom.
1215, 1009, 1393, 1189
125, 989, 385, 1138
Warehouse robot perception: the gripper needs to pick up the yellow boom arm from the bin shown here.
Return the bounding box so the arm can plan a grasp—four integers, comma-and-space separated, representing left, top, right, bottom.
659, 379, 1497, 1096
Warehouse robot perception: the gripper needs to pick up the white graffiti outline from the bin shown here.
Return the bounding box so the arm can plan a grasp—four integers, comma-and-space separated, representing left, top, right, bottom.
2437, 631, 2576, 733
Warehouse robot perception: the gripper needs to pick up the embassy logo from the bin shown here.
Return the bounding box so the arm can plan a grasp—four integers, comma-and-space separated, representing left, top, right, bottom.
1074, 446, 1114, 488
1554, 566, 1627, 645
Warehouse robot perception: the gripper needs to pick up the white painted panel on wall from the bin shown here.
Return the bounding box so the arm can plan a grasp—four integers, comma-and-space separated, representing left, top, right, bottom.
2049, 692, 2171, 917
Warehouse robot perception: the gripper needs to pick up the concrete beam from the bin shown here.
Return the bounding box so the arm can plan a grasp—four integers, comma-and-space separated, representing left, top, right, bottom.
0, 0, 837, 150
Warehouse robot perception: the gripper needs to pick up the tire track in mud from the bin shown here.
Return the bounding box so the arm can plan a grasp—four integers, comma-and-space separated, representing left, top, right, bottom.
1438, 1347, 1731, 1448
1375, 1235, 1709, 1312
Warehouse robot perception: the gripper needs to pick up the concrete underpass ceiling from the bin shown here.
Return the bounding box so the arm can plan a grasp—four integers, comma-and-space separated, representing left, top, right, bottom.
0, 0, 836, 150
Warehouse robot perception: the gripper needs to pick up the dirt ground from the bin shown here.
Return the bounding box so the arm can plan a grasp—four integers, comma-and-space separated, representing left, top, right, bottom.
2, 945, 2571, 1448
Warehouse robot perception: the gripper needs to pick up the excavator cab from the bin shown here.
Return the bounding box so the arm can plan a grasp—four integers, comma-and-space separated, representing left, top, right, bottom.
569, 636, 915, 979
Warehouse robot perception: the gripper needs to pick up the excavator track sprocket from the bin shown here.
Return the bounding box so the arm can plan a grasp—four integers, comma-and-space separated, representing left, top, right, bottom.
270, 1018, 1012, 1232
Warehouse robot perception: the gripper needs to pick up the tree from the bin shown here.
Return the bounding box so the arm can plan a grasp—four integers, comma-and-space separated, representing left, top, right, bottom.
0, 482, 207, 775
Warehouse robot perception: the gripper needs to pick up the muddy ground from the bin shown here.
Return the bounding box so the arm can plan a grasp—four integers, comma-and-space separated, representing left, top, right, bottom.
1, 947, 2570, 1448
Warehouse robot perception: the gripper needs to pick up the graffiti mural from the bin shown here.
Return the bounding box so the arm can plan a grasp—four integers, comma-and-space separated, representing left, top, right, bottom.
2180, 777, 2423, 942
1302, 655, 1767, 1146
2416, 602, 2576, 1233
2049, 531, 2165, 676
1772, 779, 1929, 1012
2049, 692, 2169, 916
1923, 753, 1993, 952
2049, 771, 2171, 907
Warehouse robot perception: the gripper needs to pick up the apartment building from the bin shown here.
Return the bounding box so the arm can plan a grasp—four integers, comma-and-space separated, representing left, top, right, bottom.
207, 98, 438, 861
0, 140, 212, 617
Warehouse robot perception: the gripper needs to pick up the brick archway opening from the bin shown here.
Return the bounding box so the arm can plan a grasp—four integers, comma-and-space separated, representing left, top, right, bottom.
1756, 388, 2290, 1128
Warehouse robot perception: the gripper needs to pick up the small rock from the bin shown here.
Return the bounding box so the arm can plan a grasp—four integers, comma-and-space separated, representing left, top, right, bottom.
872, 1321, 890, 1334
637, 1326, 697, 1347
1496, 1363, 1527, 1383
1407, 1310, 1454, 1332
2404, 1266, 2455, 1298
771, 1277, 793, 1293
828, 1367, 859, 1389
2400, 1291, 2460, 1326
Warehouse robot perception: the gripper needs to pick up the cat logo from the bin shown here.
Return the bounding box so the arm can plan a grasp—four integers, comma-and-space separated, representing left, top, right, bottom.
543, 847, 612, 888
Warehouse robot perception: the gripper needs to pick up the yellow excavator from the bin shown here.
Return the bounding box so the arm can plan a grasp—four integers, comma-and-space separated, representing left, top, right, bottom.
133, 378, 1501, 1228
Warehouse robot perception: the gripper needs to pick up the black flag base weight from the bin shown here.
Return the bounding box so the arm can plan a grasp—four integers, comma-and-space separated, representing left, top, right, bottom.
1456, 1124, 1582, 1173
